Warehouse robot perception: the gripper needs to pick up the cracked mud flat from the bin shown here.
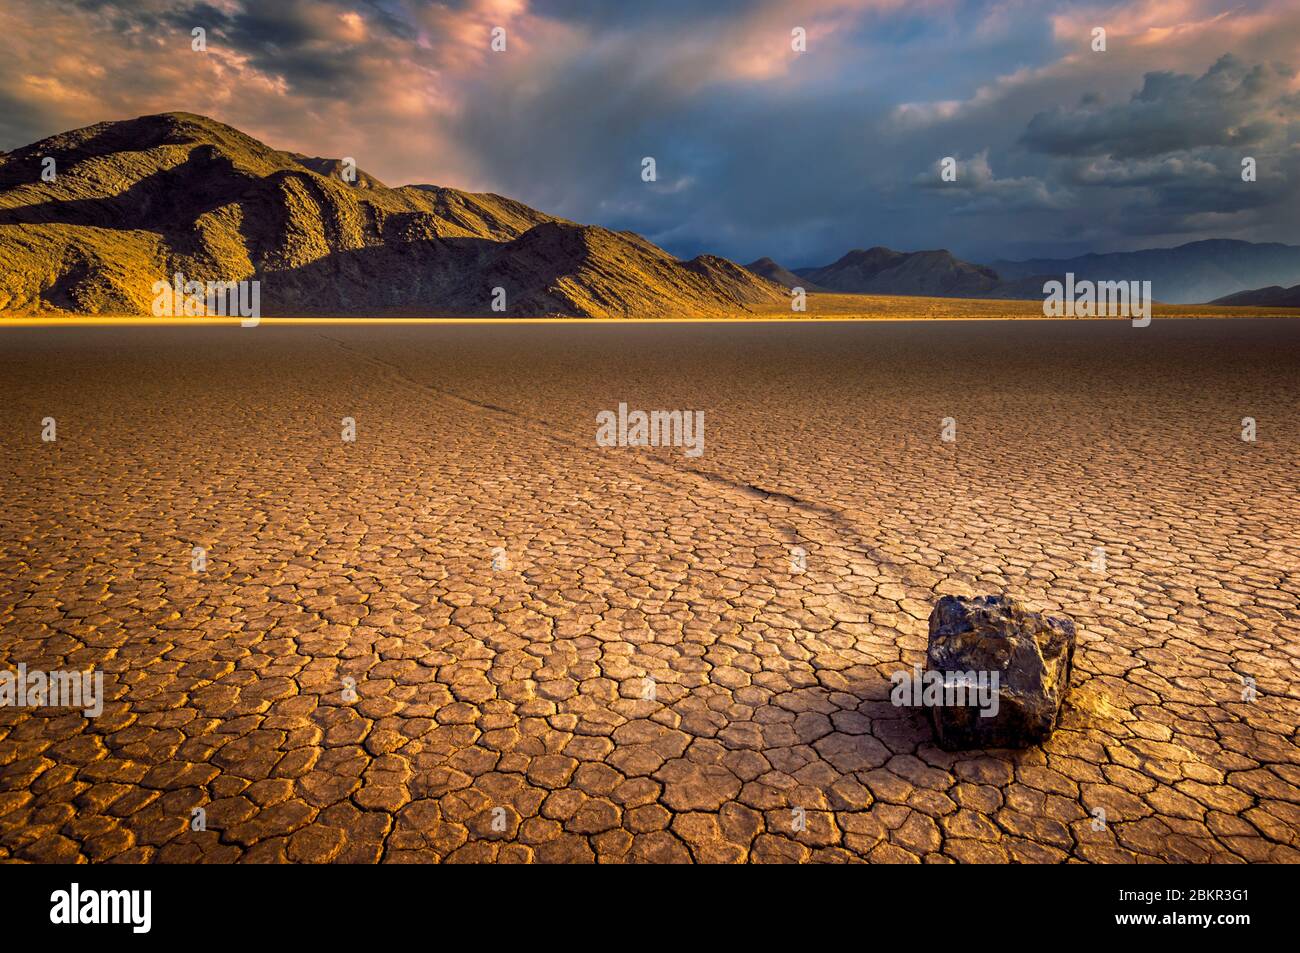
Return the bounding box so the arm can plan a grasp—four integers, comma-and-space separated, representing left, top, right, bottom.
1, 319, 1297, 864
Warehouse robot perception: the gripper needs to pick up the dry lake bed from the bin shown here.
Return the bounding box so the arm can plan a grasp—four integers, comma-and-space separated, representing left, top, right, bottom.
1, 319, 1297, 863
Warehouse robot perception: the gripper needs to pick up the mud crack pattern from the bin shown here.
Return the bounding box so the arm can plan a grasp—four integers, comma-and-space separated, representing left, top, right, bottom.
1, 320, 1297, 863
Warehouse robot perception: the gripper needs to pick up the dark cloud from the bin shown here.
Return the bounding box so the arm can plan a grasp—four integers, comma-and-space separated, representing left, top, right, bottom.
1021, 56, 1291, 159
1, 2, 1298, 264
996, 56, 1300, 248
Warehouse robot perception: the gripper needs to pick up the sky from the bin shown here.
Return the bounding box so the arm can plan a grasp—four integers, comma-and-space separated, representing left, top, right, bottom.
1, 0, 1297, 265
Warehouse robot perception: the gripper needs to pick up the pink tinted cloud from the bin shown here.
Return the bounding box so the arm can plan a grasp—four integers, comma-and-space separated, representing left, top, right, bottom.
0, 0, 496, 187
671, 0, 955, 86
894, 0, 1300, 130
1050, 0, 1300, 67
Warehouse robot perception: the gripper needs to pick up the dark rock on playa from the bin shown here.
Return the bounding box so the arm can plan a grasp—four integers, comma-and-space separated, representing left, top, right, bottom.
926, 594, 1076, 750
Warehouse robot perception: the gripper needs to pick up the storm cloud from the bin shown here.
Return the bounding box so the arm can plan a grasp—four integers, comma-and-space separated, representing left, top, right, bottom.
0, 0, 1296, 263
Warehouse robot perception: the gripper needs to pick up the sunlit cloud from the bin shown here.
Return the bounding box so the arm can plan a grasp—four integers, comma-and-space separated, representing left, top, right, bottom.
0, 0, 1296, 263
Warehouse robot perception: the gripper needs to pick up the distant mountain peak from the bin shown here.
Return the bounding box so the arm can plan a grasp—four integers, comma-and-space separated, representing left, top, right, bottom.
791, 246, 1000, 297
743, 256, 826, 292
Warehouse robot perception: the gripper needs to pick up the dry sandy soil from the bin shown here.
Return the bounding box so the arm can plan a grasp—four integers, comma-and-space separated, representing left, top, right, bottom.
789, 294, 1300, 320
1, 319, 1297, 863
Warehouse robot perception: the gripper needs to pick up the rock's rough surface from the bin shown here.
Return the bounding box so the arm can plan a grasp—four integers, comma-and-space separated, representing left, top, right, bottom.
926, 595, 1076, 750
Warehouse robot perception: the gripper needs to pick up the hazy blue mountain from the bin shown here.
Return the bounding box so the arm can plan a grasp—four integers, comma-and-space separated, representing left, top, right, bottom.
990, 240, 1300, 304
1211, 284, 1300, 308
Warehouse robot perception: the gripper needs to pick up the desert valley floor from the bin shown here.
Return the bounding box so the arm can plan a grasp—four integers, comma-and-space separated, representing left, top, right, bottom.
1, 319, 1297, 863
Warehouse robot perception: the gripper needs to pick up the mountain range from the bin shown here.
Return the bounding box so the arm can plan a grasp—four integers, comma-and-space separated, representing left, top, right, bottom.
1, 112, 1298, 316
747, 248, 1044, 300
800, 247, 1003, 297
748, 242, 1300, 305
0, 112, 786, 317
1211, 283, 1300, 308
990, 241, 1300, 305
